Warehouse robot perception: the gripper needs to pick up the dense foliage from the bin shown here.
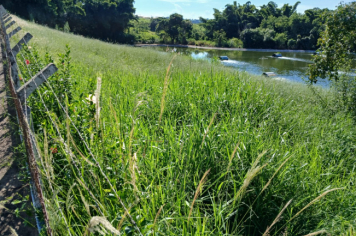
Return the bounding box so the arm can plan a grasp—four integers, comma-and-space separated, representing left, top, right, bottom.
309, 2, 356, 82
134, 1, 331, 49
308, 2, 356, 117
198, 1, 330, 49
155, 14, 193, 44
2, 0, 136, 43
3, 0, 334, 49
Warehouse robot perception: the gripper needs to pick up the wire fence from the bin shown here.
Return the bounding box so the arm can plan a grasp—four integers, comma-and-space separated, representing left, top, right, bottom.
0, 5, 142, 236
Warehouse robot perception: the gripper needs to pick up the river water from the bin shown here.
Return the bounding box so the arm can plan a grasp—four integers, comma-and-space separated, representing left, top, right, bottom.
152, 47, 333, 86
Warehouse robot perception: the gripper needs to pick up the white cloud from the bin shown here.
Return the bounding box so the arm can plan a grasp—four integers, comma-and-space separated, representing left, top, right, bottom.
173, 3, 183, 13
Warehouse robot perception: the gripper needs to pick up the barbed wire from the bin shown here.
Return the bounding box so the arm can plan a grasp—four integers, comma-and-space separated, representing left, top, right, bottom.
5, 13, 143, 236
18, 23, 144, 236
10, 16, 106, 220
10, 16, 108, 215
0, 24, 55, 236
1, 13, 64, 236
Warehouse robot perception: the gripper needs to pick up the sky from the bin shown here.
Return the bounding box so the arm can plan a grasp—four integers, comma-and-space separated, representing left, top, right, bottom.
135, 0, 340, 19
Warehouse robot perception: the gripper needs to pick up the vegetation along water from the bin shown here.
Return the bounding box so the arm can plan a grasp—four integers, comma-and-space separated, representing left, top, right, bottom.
150, 47, 338, 86
3, 1, 356, 236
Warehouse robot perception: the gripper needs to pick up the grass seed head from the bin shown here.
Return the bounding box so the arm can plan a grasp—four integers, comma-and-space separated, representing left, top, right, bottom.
86, 216, 121, 235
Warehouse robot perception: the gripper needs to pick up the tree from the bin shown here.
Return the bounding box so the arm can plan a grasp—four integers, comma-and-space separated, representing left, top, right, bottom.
156, 13, 192, 44
199, 0, 322, 50
240, 28, 264, 48
67, 0, 136, 42
3, 0, 135, 43
213, 30, 227, 47
308, 2, 356, 82
275, 33, 287, 49
150, 18, 160, 32
281, 1, 300, 17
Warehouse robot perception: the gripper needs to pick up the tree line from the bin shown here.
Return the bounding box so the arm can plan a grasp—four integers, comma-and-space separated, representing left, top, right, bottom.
150, 1, 331, 50
2, 0, 136, 43
3, 0, 334, 50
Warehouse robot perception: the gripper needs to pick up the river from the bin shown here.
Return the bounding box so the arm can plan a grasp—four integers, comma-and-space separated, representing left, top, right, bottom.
150, 46, 333, 86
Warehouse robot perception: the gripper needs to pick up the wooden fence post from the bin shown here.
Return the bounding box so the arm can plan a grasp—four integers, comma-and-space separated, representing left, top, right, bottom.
0, 5, 54, 236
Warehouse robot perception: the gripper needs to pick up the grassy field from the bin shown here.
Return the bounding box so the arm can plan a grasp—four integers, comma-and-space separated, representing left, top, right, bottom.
8, 16, 356, 235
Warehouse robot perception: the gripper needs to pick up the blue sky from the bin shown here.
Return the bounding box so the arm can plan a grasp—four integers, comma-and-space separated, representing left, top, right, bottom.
135, 0, 340, 19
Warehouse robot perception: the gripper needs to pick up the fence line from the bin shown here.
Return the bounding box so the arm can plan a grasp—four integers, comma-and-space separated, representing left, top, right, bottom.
0, 5, 143, 236
0, 6, 54, 235
5, 18, 74, 235
11, 14, 144, 236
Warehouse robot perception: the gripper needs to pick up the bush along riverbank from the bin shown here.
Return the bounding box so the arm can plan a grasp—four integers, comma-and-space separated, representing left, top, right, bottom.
134, 43, 316, 53
10, 15, 356, 235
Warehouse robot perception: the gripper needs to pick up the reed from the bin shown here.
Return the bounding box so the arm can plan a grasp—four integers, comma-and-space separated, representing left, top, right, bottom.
153, 204, 165, 231
159, 55, 176, 123
200, 113, 217, 148
262, 199, 293, 236
9, 14, 356, 236
290, 188, 343, 222
188, 169, 211, 222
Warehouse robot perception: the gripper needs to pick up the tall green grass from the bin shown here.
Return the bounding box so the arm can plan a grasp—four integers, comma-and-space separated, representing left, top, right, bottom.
8, 15, 356, 235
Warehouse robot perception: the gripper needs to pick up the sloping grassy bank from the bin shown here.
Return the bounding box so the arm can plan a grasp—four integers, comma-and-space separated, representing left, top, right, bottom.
10, 16, 356, 235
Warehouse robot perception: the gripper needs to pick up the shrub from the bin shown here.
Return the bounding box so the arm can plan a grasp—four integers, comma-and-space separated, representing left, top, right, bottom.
240, 28, 264, 48
287, 39, 297, 49
187, 38, 196, 45
275, 33, 288, 49
228, 38, 244, 48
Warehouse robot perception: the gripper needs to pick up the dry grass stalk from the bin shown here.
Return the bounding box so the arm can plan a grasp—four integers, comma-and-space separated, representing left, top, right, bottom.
78, 186, 91, 217
9, 227, 19, 236
153, 204, 165, 231
117, 207, 131, 231
290, 188, 342, 221
66, 109, 71, 156
252, 150, 267, 170
95, 77, 102, 129
71, 205, 81, 221
262, 156, 291, 193
129, 153, 139, 192
66, 183, 76, 212
262, 199, 293, 236
229, 152, 268, 205
227, 142, 240, 172
76, 178, 105, 214
200, 113, 217, 148
188, 169, 211, 222
235, 155, 292, 228
233, 163, 268, 205
159, 55, 177, 123
43, 129, 54, 190
128, 120, 135, 158
303, 230, 330, 236
85, 216, 121, 236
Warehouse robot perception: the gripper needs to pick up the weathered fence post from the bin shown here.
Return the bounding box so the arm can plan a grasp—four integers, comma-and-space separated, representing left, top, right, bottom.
0, 5, 58, 236
4, 16, 11, 24
17, 63, 58, 103
8, 26, 21, 38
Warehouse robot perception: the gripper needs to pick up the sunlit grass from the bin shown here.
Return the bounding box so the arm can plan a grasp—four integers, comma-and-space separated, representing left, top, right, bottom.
8, 15, 356, 235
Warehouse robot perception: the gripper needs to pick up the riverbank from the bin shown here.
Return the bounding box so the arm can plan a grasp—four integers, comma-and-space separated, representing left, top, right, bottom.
135, 43, 316, 53
11, 14, 356, 235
